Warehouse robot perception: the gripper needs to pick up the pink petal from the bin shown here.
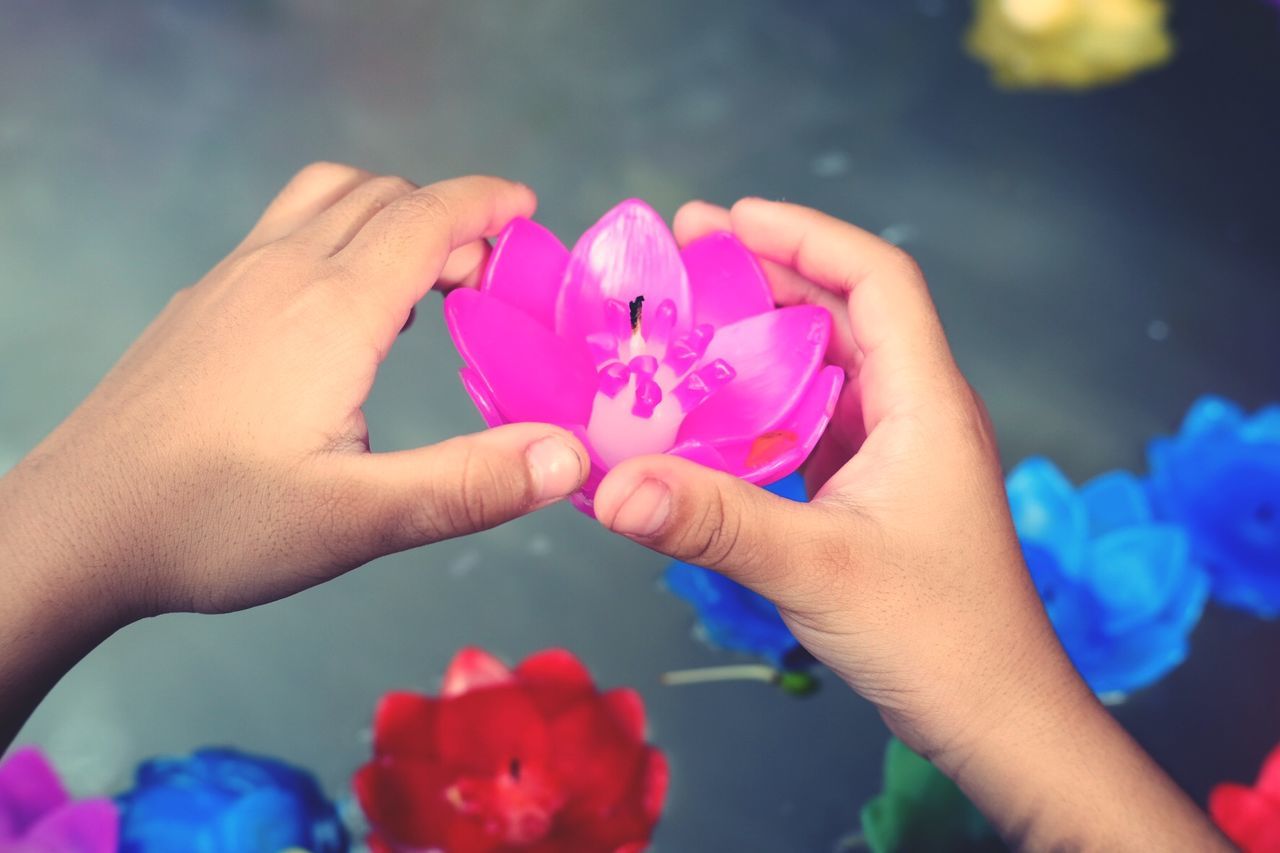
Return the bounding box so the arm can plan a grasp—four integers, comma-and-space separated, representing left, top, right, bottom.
602, 689, 646, 741
682, 232, 774, 328
458, 367, 507, 428
445, 289, 597, 428
21, 800, 117, 853
481, 218, 569, 332
677, 305, 832, 445
556, 200, 691, 342
737, 364, 844, 484
0, 747, 68, 839
665, 440, 729, 471
441, 647, 514, 697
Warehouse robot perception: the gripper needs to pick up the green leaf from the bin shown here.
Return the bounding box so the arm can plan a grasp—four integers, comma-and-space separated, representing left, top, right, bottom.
859, 738, 1005, 853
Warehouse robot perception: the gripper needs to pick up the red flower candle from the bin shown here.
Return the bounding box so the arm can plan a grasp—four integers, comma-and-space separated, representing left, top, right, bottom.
355, 648, 668, 852
1210, 742, 1280, 851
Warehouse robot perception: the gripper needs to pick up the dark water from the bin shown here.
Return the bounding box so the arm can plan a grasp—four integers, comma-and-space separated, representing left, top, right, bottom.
1, 1, 1278, 849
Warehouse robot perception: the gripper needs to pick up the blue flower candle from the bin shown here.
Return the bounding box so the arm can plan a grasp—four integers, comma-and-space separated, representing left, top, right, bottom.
1007, 458, 1209, 697
117, 748, 348, 853
1148, 396, 1280, 617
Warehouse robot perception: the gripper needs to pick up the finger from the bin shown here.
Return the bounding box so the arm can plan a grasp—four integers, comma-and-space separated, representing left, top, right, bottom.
329, 424, 588, 556
756, 256, 860, 369
237, 162, 373, 253
672, 200, 730, 246
393, 239, 489, 335
290, 173, 420, 255
595, 454, 841, 604
675, 200, 857, 368
330, 175, 537, 347
728, 197, 965, 428
436, 238, 492, 292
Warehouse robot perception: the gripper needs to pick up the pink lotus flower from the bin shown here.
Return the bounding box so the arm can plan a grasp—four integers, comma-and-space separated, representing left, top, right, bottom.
0, 746, 118, 852
444, 199, 844, 513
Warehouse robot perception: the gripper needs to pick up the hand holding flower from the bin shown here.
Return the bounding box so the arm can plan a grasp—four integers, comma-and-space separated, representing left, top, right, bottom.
0, 164, 590, 744
593, 197, 1227, 851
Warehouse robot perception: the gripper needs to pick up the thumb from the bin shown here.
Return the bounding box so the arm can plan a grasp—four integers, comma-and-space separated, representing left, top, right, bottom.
334, 423, 589, 557
594, 455, 821, 601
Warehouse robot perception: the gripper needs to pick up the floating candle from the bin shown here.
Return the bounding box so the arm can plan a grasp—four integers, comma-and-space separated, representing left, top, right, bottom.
444, 199, 844, 514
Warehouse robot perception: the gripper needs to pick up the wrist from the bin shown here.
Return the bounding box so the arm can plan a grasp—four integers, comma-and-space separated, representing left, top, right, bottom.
0, 455, 143, 745
0, 451, 144, 631
926, 645, 1225, 851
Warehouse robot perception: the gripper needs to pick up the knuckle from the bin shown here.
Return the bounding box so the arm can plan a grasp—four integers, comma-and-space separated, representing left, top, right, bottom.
934, 387, 997, 460
886, 245, 926, 284
455, 449, 498, 532
396, 186, 453, 222
675, 487, 742, 569
215, 243, 309, 293
247, 238, 302, 265
291, 160, 361, 189
964, 385, 1000, 454
362, 174, 417, 200
165, 285, 195, 309
233, 237, 309, 273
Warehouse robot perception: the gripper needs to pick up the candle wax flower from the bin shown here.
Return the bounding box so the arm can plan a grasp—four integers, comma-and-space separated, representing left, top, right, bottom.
857, 738, 997, 853
1007, 458, 1208, 697
1211, 741, 1280, 852
0, 746, 118, 852
116, 748, 348, 853
354, 647, 667, 853
444, 199, 843, 514
966, 0, 1173, 91
1148, 396, 1280, 617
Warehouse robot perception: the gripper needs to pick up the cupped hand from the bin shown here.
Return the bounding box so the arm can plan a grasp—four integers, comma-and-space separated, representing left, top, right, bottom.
593, 198, 1076, 762
1, 163, 589, 619
592, 199, 1228, 849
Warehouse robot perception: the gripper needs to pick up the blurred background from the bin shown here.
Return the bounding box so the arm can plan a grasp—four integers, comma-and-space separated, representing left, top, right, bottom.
2, 1, 1279, 849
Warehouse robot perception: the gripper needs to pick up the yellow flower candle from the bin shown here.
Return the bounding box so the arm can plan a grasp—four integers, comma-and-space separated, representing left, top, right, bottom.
966, 0, 1174, 90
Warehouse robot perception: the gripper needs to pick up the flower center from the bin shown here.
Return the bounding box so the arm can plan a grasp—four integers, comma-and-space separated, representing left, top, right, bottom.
584, 297, 736, 467
444, 756, 564, 845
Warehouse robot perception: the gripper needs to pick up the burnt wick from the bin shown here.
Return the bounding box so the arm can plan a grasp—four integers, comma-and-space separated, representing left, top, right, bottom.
629, 295, 645, 333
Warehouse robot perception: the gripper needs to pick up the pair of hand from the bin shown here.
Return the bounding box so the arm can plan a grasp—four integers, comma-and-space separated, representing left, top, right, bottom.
0, 164, 1225, 849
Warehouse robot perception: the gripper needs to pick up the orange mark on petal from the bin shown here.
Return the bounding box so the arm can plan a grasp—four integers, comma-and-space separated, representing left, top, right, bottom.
745, 430, 798, 469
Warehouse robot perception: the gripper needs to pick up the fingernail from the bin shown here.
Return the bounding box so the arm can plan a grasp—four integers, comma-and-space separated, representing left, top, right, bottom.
610, 478, 671, 537
526, 437, 584, 501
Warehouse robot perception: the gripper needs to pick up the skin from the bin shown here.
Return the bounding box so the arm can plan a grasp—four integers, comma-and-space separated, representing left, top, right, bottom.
0, 166, 1226, 850
594, 198, 1229, 852
0, 164, 591, 743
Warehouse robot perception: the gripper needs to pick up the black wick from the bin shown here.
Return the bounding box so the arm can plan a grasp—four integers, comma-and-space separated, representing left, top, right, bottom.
629, 295, 645, 332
